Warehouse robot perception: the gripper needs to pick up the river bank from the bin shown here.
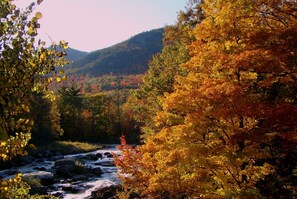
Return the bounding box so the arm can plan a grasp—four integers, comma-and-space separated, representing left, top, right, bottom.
0, 141, 104, 171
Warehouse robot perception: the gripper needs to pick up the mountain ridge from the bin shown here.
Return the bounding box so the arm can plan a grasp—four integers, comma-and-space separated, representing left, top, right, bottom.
66, 28, 164, 76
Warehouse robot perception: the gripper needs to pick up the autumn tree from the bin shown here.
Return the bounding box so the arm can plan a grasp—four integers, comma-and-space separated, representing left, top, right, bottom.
126, 1, 204, 141
0, 0, 68, 196
116, 0, 297, 198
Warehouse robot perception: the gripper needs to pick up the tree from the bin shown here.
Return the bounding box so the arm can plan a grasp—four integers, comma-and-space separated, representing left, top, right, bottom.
0, 0, 68, 196
126, 0, 204, 141
58, 85, 83, 140
29, 92, 63, 145
116, 0, 297, 198
82, 93, 117, 142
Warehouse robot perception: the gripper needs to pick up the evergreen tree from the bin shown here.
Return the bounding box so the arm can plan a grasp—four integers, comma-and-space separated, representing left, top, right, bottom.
58, 85, 83, 140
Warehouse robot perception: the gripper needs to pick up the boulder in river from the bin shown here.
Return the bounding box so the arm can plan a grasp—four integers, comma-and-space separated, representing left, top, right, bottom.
90, 167, 102, 176
22, 171, 55, 186
71, 185, 87, 193
61, 184, 73, 191
30, 185, 48, 195
88, 185, 121, 199
55, 158, 84, 167
54, 158, 86, 178
96, 153, 103, 159
103, 152, 113, 158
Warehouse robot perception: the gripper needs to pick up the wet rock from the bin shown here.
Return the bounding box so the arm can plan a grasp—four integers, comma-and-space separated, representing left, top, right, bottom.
61, 184, 73, 191
96, 153, 103, 159
29, 185, 48, 195
54, 158, 86, 178
71, 185, 86, 193
89, 185, 121, 199
22, 171, 54, 186
91, 167, 102, 176
55, 164, 85, 178
103, 152, 113, 158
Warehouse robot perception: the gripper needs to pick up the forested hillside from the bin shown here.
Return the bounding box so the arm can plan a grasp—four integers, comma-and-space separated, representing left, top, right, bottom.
68, 28, 164, 76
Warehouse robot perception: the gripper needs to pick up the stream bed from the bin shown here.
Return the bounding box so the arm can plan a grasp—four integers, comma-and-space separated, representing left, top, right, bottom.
0, 145, 121, 199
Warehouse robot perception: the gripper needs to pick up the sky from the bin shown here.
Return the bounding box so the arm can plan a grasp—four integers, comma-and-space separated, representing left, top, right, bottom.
14, 0, 187, 52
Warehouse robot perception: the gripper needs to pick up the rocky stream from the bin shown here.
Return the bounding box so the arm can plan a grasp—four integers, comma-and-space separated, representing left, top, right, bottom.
0, 145, 121, 199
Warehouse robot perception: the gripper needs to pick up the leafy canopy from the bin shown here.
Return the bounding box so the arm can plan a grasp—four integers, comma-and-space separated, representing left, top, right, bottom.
0, 0, 68, 197
116, 0, 297, 198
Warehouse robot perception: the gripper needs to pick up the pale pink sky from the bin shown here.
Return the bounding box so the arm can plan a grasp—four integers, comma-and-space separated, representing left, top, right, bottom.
14, 0, 187, 52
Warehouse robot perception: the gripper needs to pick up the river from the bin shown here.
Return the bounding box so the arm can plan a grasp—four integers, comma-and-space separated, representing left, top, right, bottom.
0, 145, 121, 199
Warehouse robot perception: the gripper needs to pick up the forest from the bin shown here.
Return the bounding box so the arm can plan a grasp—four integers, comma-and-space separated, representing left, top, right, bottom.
0, 0, 297, 198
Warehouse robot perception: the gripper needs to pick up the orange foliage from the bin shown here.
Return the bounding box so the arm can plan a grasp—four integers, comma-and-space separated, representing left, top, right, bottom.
116, 0, 297, 198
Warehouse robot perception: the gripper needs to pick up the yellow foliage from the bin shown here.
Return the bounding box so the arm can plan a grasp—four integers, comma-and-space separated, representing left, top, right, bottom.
0, 0, 68, 196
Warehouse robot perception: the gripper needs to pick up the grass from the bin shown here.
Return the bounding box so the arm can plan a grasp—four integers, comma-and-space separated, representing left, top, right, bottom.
32, 141, 103, 155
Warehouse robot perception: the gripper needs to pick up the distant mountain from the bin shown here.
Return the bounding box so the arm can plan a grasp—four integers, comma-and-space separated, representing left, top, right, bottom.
65, 48, 89, 61
67, 28, 164, 76
52, 46, 89, 61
